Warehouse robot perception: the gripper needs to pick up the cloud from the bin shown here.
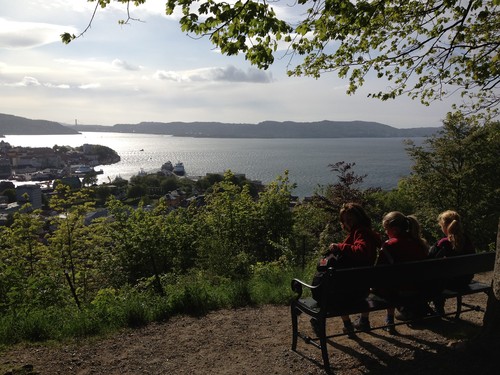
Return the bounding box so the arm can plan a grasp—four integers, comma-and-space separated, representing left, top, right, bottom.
3, 76, 72, 90
112, 59, 142, 71
7, 76, 42, 87
154, 70, 185, 82
0, 18, 77, 49
45, 83, 70, 89
79, 83, 101, 90
271, 3, 310, 24
154, 65, 273, 83
54, 58, 128, 74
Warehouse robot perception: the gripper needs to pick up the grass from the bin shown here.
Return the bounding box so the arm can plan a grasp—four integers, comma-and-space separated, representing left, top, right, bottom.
0, 265, 310, 346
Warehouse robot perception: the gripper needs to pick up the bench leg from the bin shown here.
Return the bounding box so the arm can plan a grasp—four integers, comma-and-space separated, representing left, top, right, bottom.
291, 304, 298, 351
455, 296, 463, 320
317, 317, 331, 373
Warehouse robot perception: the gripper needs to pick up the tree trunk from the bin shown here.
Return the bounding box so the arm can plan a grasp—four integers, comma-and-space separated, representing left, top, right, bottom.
472, 218, 500, 352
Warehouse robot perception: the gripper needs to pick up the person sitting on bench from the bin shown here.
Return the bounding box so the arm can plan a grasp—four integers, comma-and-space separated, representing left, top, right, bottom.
312, 202, 382, 335
360, 211, 429, 332
428, 210, 476, 314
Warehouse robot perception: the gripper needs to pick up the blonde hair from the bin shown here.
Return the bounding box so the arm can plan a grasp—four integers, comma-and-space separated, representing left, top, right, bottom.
438, 210, 465, 252
383, 211, 428, 251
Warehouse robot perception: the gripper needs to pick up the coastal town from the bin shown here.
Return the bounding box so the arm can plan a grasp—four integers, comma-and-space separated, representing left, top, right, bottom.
0, 140, 120, 182
0, 141, 121, 221
0, 140, 270, 226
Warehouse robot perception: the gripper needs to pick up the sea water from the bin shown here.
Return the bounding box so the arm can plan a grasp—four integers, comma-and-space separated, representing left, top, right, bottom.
3, 133, 423, 197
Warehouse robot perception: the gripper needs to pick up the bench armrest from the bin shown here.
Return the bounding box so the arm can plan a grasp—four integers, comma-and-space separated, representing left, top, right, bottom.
291, 278, 319, 299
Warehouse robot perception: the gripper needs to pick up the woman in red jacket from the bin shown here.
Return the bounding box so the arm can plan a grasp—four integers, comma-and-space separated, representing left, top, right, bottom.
312, 203, 381, 335
328, 203, 382, 268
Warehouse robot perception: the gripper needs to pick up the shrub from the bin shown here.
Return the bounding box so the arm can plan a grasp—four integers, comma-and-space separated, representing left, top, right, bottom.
0, 314, 19, 345
61, 309, 104, 338
122, 296, 150, 328
163, 272, 251, 316
248, 262, 300, 305
91, 287, 152, 328
14, 309, 58, 343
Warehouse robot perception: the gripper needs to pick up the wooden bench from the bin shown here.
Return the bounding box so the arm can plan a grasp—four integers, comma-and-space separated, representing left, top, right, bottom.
290, 252, 496, 373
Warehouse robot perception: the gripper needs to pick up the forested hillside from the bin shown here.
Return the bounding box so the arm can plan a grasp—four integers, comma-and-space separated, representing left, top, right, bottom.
0, 112, 440, 138
0, 113, 79, 135
72, 120, 440, 138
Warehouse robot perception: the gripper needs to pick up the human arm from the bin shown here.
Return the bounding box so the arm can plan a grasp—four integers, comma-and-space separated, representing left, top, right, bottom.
336, 228, 380, 265
429, 238, 453, 258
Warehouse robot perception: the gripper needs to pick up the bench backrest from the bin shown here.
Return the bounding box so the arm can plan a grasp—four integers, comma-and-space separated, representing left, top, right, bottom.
319, 251, 496, 297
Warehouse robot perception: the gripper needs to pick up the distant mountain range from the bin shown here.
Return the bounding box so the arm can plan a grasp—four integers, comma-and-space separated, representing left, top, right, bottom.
0, 113, 440, 138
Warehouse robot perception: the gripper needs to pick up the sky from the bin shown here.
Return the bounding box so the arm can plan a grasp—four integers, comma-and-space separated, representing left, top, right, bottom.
0, 0, 460, 128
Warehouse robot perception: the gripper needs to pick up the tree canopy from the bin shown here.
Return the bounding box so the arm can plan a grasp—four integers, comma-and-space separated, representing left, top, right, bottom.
63, 0, 499, 113
403, 113, 500, 249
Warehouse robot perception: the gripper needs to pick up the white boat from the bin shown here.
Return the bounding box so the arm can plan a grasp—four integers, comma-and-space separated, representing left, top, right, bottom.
161, 161, 174, 172
173, 162, 185, 176
71, 165, 93, 175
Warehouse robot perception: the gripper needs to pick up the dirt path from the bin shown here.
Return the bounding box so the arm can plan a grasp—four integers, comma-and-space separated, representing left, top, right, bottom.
1, 273, 496, 375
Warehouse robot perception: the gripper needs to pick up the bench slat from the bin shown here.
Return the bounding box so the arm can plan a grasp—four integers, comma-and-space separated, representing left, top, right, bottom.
330, 252, 495, 290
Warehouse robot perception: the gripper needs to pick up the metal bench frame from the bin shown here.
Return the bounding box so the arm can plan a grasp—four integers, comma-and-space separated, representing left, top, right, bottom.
290, 252, 496, 373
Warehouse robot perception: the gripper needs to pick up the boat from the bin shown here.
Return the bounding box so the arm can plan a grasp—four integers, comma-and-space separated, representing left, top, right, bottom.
161, 161, 174, 172
173, 162, 185, 176
70, 165, 103, 176
71, 165, 93, 175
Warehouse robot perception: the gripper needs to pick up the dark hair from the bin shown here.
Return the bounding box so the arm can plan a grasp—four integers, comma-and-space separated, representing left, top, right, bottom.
340, 202, 372, 228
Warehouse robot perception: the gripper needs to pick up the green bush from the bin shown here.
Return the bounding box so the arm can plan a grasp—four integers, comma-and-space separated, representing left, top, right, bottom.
0, 307, 101, 345
0, 314, 19, 345
91, 287, 152, 328
220, 279, 252, 308
165, 273, 223, 316
248, 262, 302, 305
61, 309, 104, 338
90, 287, 126, 326
150, 296, 172, 322
122, 296, 151, 328
11, 309, 58, 343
